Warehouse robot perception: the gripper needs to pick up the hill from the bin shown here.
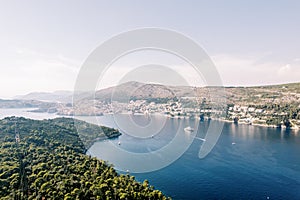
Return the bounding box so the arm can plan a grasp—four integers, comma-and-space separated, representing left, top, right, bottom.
4, 81, 300, 127
90, 81, 300, 104
0, 99, 56, 109
93, 81, 181, 102
77, 81, 300, 128
15, 91, 73, 103
0, 117, 169, 199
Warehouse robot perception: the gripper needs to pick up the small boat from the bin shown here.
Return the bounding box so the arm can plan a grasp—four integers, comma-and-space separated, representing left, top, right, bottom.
184, 126, 194, 132
118, 141, 121, 145
232, 142, 236, 145
151, 135, 154, 138
197, 137, 206, 142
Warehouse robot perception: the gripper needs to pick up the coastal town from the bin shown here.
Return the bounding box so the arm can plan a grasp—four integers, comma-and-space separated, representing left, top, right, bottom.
56, 83, 300, 130
3, 81, 300, 130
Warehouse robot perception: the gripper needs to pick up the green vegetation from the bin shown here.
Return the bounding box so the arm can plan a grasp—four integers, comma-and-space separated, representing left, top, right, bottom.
144, 97, 178, 104
0, 117, 170, 200
0, 99, 55, 109
222, 83, 300, 128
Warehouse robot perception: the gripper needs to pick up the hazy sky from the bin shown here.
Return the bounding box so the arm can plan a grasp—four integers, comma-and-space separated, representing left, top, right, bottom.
0, 0, 300, 98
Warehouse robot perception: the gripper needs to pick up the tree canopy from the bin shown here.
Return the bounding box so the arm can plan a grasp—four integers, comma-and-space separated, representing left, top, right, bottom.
0, 117, 170, 200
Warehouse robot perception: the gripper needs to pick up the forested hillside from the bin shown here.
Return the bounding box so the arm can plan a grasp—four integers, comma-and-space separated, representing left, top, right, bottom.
0, 117, 169, 199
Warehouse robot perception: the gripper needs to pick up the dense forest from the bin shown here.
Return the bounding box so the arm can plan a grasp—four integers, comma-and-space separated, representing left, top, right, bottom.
0, 117, 170, 199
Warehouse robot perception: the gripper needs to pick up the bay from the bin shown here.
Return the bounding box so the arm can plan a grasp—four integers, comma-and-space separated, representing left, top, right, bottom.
88, 114, 300, 200
1, 108, 300, 199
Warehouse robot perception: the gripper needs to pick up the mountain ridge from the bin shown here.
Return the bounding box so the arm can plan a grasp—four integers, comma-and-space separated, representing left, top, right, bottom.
12, 81, 300, 102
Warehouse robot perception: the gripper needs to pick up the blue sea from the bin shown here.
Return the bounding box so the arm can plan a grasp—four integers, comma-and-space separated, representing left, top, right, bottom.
1, 109, 299, 199
88, 114, 300, 200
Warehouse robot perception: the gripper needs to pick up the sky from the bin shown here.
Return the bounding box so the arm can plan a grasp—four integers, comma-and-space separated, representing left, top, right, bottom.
0, 0, 300, 98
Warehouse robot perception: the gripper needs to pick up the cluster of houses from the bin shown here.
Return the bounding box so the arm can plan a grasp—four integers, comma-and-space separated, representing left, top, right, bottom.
45, 95, 300, 128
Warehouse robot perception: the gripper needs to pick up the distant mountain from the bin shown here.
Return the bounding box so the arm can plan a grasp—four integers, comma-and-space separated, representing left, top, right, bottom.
10, 81, 300, 106
9, 82, 200, 104
0, 99, 55, 109
73, 81, 300, 104
4, 81, 300, 123
15, 90, 73, 103
92, 81, 197, 102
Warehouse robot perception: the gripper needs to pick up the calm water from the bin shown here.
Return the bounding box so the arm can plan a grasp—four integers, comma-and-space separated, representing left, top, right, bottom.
0, 108, 58, 120
1, 109, 300, 199
89, 115, 300, 200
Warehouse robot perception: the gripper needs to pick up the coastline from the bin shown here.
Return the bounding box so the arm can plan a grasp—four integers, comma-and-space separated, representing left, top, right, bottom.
213, 118, 300, 131
2, 107, 299, 132
103, 112, 300, 131
85, 112, 300, 131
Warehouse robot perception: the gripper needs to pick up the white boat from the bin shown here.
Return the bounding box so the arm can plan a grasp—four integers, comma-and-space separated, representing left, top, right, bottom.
184, 126, 194, 132
195, 137, 206, 142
